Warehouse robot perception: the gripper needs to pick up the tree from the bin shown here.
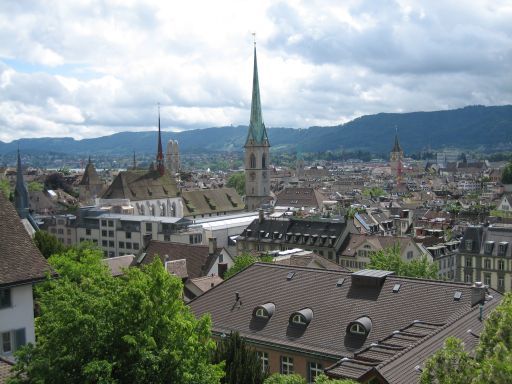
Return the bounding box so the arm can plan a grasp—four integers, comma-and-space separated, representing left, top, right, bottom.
28, 181, 44, 192
224, 254, 273, 280
9, 247, 224, 384
264, 374, 306, 384
502, 162, 512, 184
314, 374, 358, 383
33, 230, 67, 259
0, 178, 11, 199
368, 244, 438, 279
212, 332, 267, 384
421, 293, 512, 384
227, 172, 245, 196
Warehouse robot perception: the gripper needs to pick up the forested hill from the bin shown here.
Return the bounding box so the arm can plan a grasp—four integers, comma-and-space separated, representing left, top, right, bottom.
1, 105, 511, 156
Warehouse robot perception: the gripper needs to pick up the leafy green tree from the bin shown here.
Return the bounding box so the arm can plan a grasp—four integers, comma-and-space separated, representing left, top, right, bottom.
33, 230, 67, 259
9, 247, 224, 384
27, 181, 44, 192
224, 254, 273, 280
264, 374, 306, 384
212, 332, 267, 384
421, 293, 512, 384
0, 178, 11, 199
227, 172, 245, 196
362, 187, 385, 198
368, 244, 438, 279
314, 374, 358, 383
502, 162, 512, 184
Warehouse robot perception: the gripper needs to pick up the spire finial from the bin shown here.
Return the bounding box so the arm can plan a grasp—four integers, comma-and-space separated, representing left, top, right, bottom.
252, 32, 256, 47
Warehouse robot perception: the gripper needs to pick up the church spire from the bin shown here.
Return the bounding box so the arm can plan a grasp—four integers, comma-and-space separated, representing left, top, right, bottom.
14, 149, 29, 219
245, 39, 269, 146
392, 127, 402, 153
156, 104, 165, 176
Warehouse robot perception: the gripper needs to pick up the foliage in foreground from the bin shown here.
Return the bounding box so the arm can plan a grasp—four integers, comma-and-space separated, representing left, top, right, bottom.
368, 244, 439, 279
421, 293, 512, 384
33, 230, 67, 259
9, 247, 224, 384
264, 373, 357, 384
212, 332, 267, 384
226, 172, 245, 196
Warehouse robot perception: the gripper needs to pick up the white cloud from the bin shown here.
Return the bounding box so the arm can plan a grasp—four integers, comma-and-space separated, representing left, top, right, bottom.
0, 0, 510, 142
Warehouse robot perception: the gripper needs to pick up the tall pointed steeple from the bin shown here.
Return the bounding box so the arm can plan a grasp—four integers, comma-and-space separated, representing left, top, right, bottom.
245, 42, 269, 146
14, 149, 29, 219
392, 128, 402, 153
156, 104, 165, 176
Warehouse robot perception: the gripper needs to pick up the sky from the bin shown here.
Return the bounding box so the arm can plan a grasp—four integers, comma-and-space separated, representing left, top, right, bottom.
0, 0, 511, 142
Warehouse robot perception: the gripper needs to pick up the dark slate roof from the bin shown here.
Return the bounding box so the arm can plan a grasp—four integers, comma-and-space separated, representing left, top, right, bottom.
0, 193, 54, 287
140, 240, 218, 279
189, 263, 496, 366
275, 187, 323, 209
101, 169, 178, 201
458, 225, 484, 253
181, 188, 244, 216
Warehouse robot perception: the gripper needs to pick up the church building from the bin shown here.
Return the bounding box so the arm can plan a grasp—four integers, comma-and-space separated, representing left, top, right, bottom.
244, 43, 271, 211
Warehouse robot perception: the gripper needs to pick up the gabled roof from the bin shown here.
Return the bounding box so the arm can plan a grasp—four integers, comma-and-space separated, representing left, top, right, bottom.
0, 193, 55, 287
102, 254, 135, 277
189, 263, 499, 373
341, 234, 416, 257
273, 253, 350, 272
79, 159, 102, 186
101, 169, 178, 201
140, 240, 221, 279
275, 187, 324, 209
181, 188, 244, 216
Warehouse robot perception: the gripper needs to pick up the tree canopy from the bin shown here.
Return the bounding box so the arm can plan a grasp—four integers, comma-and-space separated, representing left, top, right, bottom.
33, 230, 67, 259
9, 246, 224, 384
502, 162, 512, 184
367, 244, 439, 279
212, 332, 267, 384
224, 253, 273, 280
421, 293, 512, 384
263, 373, 357, 384
226, 172, 245, 196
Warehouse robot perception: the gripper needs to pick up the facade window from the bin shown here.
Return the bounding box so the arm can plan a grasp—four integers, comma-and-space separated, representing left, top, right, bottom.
0, 288, 11, 309
108, 241, 114, 248
146, 223, 152, 232
102, 240, 107, 247
262, 154, 266, 169
108, 231, 114, 237
67, 229, 71, 235
484, 259, 491, 269
499, 277, 505, 289
291, 314, 306, 325
485, 242, 494, 254
119, 241, 125, 249
164, 234, 171, 241
189, 234, 202, 244
407, 251, 413, 259
86, 228, 91, 235
1, 332, 11, 354
133, 243, 139, 250
280, 356, 294, 375
250, 153, 256, 169
499, 260, 505, 270
1, 329, 25, 355
108, 220, 114, 227
308, 362, 323, 384
257, 351, 269, 373
101, 220, 107, 227
126, 232, 132, 239
126, 242, 132, 249
57, 228, 64, 235
465, 257, 472, 268
102, 230, 107, 237
484, 274, 491, 286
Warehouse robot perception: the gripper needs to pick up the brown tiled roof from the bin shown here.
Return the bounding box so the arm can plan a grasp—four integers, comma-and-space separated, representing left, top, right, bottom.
101, 169, 178, 201
341, 234, 415, 257
0, 193, 54, 287
140, 241, 218, 279
0, 356, 14, 384
102, 255, 135, 277
275, 187, 323, 209
181, 188, 244, 216
189, 264, 497, 368
273, 253, 350, 272
166, 259, 188, 278
188, 275, 223, 293
79, 162, 102, 186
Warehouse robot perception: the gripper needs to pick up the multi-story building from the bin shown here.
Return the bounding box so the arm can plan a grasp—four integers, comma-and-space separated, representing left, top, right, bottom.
456, 224, 512, 292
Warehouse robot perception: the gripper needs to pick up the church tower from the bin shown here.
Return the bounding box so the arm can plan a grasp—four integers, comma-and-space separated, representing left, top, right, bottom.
14, 149, 29, 219
244, 42, 270, 211
390, 130, 403, 185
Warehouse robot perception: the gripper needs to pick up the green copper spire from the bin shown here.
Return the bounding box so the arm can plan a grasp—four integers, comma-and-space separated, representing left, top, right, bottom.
245, 44, 269, 146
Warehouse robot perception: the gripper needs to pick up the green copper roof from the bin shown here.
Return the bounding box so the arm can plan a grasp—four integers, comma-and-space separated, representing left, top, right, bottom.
245, 46, 269, 146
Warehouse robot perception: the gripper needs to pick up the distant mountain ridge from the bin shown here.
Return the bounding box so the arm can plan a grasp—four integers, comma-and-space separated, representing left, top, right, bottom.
1, 105, 511, 156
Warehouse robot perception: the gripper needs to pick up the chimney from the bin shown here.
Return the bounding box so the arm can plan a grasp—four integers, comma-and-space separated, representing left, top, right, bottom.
208, 237, 217, 255
258, 209, 264, 223
218, 262, 228, 279
471, 281, 486, 306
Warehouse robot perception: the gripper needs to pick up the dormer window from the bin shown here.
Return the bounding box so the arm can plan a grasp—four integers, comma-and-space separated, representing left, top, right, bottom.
289, 308, 313, 327
485, 241, 494, 254
253, 303, 275, 320
347, 316, 372, 337
465, 240, 473, 251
